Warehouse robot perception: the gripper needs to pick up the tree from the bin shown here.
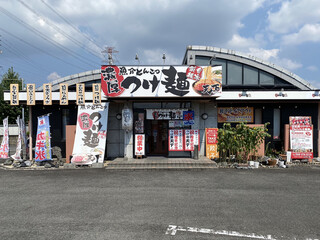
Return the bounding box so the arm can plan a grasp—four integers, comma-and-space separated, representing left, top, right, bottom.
0, 67, 26, 124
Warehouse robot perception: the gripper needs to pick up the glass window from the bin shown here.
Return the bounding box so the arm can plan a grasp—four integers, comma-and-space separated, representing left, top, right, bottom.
195, 56, 211, 66
62, 109, 69, 140
260, 71, 274, 85
227, 61, 242, 85
133, 102, 161, 109
244, 65, 258, 85
255, 108, 262, 124
211, 59, 226, 85
273, 108, 280, 139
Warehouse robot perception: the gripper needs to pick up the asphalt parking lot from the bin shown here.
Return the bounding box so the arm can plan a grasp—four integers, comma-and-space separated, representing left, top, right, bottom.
0, 167, 319, 240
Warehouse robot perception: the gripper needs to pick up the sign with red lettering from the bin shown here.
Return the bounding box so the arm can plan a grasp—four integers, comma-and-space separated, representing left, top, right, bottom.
206, 128, 219, 159
206, 128, 218, 144
289, 116, 313, 159
168, 129, 184, 151
135, 134, 145, 156
184, 129, 200, 151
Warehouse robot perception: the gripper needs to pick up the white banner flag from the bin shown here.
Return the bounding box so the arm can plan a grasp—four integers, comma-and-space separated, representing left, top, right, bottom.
0, 117, 9, 158
11, 116, 22, 161
72, 103, 109, 164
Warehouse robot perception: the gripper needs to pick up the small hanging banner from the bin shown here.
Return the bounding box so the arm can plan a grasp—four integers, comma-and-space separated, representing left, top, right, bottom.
60, 84, 68, 105
43, 84, 52, 105
76, 83, 85, 105
168, 129, 184, 151
27, 84, 35, 105
206, 128, 219, 159
35, 115, 52, 161
0, 117, 9, 158
92, 83, 101, 105
183, 111, 194, 125
135, 134, 145, 156
10, 84, 19, 105
184, 129, 200, 151
11, 116, 22, 160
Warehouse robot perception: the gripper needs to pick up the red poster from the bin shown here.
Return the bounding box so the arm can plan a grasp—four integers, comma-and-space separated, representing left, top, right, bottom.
206, 128, 218, 144
168, 129, 184, 151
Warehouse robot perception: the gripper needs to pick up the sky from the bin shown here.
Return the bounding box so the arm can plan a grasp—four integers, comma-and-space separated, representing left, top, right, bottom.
0, 0, 320, 88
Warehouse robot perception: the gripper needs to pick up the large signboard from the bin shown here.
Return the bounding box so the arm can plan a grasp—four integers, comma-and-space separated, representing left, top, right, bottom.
101, 65, 222, 98
184, 129, 200, 151
218, 107, 254, 123
289, 116, 313, 159
206, 128, 219, 159
72, 103, 109, 164
168, 129, 184, 151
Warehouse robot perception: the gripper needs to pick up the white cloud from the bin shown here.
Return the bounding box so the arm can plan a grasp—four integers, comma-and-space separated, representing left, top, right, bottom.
282, 24, 320, 45
226, 34, 260, 51
268, 0, 320, 34
274, 58, 302, 71
143, 49, 180, 65
307, 65, 318, 71
246, 48, 279, 61
47, 72, 61, 82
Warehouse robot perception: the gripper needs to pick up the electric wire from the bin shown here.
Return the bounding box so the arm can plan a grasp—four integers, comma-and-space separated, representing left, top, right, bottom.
1, 39, 52, 74
40, 0, 103, 52
17, 0, 103, 60
0, 27, 88, 71
0, 6, 98, 68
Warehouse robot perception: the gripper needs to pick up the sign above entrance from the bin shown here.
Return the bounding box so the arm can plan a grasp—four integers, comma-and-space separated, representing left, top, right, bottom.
146, 109, 187, 120
101, 65, 222, 98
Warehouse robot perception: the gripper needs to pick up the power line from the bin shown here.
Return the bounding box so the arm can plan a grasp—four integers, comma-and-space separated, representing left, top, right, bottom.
17, 0, 103, 59
0, 6, 98, 68
40, 0, 103, 52
0, 27, 88, 71
1, 39, 52, 74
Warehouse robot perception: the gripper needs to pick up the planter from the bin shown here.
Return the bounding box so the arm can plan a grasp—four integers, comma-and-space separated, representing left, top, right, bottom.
254, 161, 259, 168
268, 159, 277, 166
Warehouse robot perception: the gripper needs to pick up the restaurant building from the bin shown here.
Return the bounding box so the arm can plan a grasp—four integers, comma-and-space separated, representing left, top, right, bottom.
4, 45, 320, 160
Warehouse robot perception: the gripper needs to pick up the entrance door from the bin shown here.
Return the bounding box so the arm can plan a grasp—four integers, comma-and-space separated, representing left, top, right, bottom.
148, 120, 168, 155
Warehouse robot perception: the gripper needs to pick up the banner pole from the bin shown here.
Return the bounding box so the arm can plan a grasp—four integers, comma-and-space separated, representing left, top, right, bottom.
28, 106, 33, 161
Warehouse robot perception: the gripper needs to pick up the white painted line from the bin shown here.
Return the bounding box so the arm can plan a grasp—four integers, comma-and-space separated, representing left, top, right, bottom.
165, 225, 275, 239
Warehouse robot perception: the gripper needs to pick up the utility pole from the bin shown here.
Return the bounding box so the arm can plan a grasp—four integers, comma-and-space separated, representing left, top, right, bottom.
101, 47, 118, 65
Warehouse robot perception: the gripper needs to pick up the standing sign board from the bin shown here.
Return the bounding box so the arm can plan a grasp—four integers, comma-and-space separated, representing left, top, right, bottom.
184, 129, 200, 151
168, 129, 184, 151
72, 103, 109, 164
101, 65, 222, 98
35, 115, 52, 161
206, 128, 219, 159
289, 116, 313, 159
135, 134, 145, 156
